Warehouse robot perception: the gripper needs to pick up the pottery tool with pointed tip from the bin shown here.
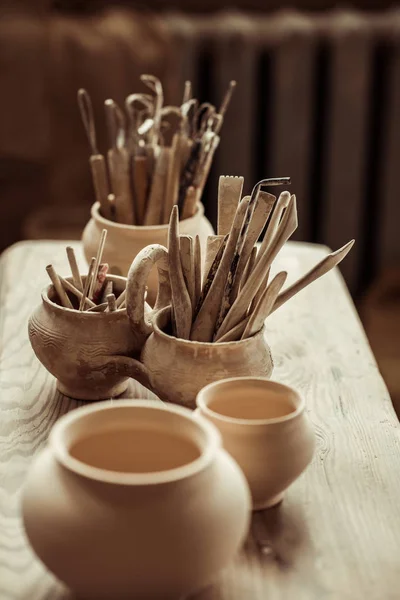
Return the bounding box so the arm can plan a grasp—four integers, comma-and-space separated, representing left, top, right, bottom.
191, 197, 250, 342
216, 315, 251, 343
88, 229, 107, 299
46, 265, 74, 309
195, 235, 228, 318
271, 240, 355, 314
163, 134, 181, 223
115, 288, 127, 308
194, 235, 202, 308
180, 235, 195, 312
168, 206, 192, 339
240, 271, 287, 340
79, 257, 96, 311
215, 194, 298, 340
217, 176, 244, 236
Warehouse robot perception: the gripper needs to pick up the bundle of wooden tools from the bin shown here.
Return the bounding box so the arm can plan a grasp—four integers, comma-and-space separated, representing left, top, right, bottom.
78, 76, 235, 226
168, 176, 354, 343
45, 231, 127, 312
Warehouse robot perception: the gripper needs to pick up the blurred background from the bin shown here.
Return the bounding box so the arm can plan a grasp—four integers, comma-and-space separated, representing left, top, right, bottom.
0, 0, 399, 410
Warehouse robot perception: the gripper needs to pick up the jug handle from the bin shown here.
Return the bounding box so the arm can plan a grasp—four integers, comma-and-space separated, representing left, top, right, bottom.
94, 354, 156, 395
126, 244, 170, 337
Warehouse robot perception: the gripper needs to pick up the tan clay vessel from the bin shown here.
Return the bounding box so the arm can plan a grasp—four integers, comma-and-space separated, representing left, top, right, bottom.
22, 400, 251, 600
28, 260, 168, 400
82, 201, 214, 304
138, 306, 274, 408
196, 377, 315, 509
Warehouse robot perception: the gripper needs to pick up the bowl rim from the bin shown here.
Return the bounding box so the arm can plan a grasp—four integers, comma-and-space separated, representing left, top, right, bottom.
50, 399, 222, 486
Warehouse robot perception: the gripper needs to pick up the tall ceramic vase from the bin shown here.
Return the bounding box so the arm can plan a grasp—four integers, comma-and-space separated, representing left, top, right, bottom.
22, 400, 251, 600
82, 201, 214, 304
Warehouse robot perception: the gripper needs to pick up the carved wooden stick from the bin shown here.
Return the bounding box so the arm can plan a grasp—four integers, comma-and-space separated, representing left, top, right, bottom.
163, 134, 181, 223
180, 235, 195, 312
271, 240, 355, 314
254, 191, 291, 269
217, 176, 243, 235
204, 235, 225, 282
195, 235, 228, 317
101, 279, 113, 304
133, 155, 149, 225
89, 228, 107, 299
46, 265, 73, 309
215, 195, 298, 339
241, 271, 288, 340
66, 246, 83, 292
115, 288, 126, 308
168, 206, 192, 339
194, 234, 202, 308
79, 257, 96, 311
230, 191, 275, 301
216, 315, 250, 343
239, 246, 258, 292
107, 293, 117, 312
191, 197, 249, 342
59, 275, 95, 309
144, 147, 171, 225
181, 186, 197, 220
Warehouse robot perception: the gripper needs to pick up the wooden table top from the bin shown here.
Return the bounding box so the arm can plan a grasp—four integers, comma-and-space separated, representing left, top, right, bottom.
0, 240, 399, 600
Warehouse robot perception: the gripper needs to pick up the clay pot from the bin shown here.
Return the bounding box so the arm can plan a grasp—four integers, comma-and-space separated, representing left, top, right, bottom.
28, 270, 161, 401
196, 378, 315, 509
138, 307, 274, 408
22, 400, 251, 600
82, 201, 214, 304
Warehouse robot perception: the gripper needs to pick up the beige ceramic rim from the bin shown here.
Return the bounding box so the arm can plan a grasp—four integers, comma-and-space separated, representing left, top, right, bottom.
91, 200, 204, 232
196, 377, 305, 426
50, 400, 222, 486
43, 274, 127, 316
153, 306, 267, 348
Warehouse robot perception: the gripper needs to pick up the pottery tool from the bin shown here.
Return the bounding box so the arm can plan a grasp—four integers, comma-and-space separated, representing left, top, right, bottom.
177, 140, 202, 212
180, 235, 195, 311
203, 235, 225, 282
254, 191, 291, 270
132, 155, 149, 225
217, 176, 244, 235
182, 80, 192, 105
214, 179, 288, 336
105, 99, 135, 225
251, 267, 270, 313
66, 246, 83, 292
191, 197, 249, 342
230, 191, 275, 300
163, 134, 181, 223
79, 257, 96, 311
59, 275, 96, 310
239, 246, 258, 292
168, 206, 192, 339
194, 235, 202, 308
144, 147, 171, 225
213, 80, 237, 135
106, 293, 116, 312
77, 89, 111, 220
101, 279, 113, 303
241, 271, 287, 340
195, 234, 228, 318
181, 186, 197, 220
46, 265, 74, 309
214, 194, 298, 340
141, 74, 163, 147
88, 228, 107, 299
92, 263, 109, 304
217, 315, 251, 343
271, 240, 355, 314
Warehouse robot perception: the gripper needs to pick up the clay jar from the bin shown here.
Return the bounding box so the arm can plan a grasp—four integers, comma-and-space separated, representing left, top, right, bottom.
82, 201, 214, 304
22, 400, 251, 600
28, 244, 170, 401
137, 307, 274, 408
196, 378, 315, 509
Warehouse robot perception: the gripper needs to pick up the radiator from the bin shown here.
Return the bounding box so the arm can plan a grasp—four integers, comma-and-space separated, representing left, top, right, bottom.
165, 9, 400, 295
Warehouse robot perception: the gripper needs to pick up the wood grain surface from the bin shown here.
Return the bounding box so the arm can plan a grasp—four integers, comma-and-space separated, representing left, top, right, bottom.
0, 240, 399, 600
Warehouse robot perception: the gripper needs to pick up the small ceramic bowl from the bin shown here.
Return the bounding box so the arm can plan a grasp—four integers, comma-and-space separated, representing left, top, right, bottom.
196, 377, 315, 510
